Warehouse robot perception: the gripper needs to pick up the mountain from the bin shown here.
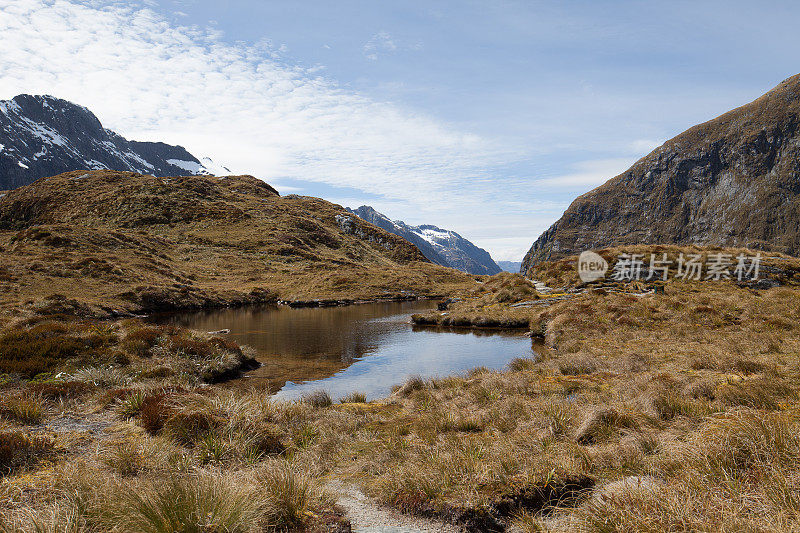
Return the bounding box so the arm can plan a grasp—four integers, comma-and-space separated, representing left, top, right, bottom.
497, 261, 522, 273
0, 171, 475, 315
348, 205, 501, 275
0, 94, 223, 190
522, 73, 800, 274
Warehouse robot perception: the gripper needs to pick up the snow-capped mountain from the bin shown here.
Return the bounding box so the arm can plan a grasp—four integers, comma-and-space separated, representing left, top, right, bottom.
0, 94, 224, 190
348, 205, 501, 275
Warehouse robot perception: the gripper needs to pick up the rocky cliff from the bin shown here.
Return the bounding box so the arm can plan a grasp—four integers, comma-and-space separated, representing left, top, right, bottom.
522, 73, 800, 274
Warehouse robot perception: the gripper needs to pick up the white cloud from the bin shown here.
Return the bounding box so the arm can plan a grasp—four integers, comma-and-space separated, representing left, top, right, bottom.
363, 31, 398, 61
534, 157, 638, 189
629, 138, 664, 154
0, 0, 510, 208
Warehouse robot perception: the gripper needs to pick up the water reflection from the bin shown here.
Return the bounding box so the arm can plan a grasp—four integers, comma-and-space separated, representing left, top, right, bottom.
150, 300, 536, 400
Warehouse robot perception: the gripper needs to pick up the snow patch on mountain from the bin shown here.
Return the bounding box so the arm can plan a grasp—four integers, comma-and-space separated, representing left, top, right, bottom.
199, 157, 232, 175
417, 227, 453, 245
0, 94, 214, 189
167, 159, 204, 173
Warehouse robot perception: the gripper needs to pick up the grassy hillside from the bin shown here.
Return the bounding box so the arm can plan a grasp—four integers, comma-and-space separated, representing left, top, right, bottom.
0, 170, 476, 320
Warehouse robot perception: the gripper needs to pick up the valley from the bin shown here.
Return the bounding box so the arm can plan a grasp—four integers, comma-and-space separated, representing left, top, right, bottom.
2, 71, 800, 532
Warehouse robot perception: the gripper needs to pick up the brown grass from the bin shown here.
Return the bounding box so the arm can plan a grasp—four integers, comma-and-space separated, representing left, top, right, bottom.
2, 247, 800, 531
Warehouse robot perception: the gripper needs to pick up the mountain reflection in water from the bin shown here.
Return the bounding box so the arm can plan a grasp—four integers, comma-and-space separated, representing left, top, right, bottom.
150, 300, 537, 400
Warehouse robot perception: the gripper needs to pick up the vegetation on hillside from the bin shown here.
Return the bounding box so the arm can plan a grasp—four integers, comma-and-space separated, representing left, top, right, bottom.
0, 171, 477, 318
1, 246, 799, 530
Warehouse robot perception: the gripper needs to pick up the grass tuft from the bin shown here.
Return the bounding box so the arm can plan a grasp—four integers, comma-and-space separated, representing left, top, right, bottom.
300, 390, 332, 408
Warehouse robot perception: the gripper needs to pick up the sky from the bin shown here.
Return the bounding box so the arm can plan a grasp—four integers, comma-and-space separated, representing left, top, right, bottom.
1, 1, 800, 260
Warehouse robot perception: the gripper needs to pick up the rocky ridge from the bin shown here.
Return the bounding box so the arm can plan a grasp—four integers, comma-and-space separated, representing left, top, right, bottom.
522, 73, 800, 274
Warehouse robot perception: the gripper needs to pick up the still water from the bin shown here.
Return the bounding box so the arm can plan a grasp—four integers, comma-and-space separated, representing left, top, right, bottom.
150, 300, 537, 400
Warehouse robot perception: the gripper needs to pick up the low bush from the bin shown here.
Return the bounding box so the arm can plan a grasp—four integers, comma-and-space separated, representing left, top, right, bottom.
27, 380, 94, 401
139, 394, 172, 434
0, 324, 92, 377
122, 326, 162, 357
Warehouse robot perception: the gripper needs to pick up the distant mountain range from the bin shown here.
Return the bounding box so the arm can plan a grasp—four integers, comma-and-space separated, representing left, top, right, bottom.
348, 205, 501, 275
497, 261, 522, 273
0, 94, 225, 190
522, 73, 800, 273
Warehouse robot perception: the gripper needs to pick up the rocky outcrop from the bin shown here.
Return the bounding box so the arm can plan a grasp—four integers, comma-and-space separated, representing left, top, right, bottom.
522, 73, 800, 274
349, 205, 501, 275
0, 94, 217, 190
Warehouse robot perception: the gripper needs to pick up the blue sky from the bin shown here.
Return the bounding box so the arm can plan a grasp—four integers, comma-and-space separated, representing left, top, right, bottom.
2, 1, 800, 260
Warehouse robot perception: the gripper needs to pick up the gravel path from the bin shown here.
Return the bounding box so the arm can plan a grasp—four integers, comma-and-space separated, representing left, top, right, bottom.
328, 482, 461, 533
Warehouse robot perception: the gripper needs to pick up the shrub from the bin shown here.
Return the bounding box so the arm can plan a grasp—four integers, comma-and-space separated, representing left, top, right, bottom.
27, 381, 94, 401
139, 394, 172, 434
0, 324, 90, 377
169, 336, 214, 359
123, 326, 162, 357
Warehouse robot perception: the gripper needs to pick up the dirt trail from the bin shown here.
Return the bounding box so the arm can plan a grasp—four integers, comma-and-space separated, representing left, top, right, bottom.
328, 482, 461, 533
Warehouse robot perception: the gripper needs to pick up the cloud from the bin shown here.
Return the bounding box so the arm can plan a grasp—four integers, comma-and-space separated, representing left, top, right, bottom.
0, 0, 510, 208
363, 31, 398, 61
629, 138, 664, 154
534, 157, 638, 189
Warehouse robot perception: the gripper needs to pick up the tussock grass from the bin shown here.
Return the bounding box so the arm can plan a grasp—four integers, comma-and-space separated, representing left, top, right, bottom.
300, 390, 332, 408
575, 408, 640, 445
0, 431, 55, 475
5, 249, 800, 530
716, 375, 797, 409
339, 392, 367, 404
0, 395, 45, 425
